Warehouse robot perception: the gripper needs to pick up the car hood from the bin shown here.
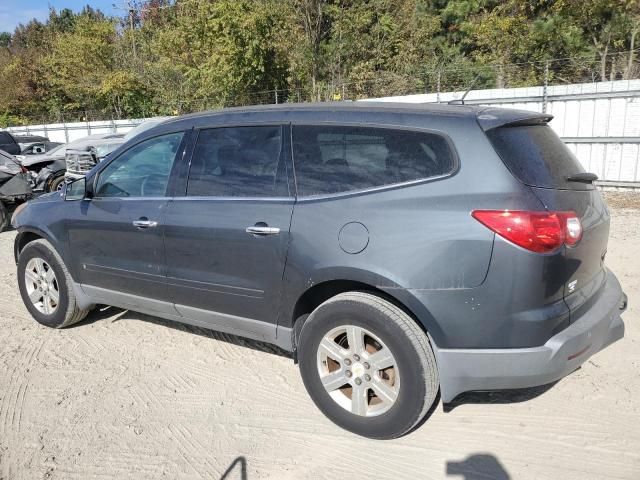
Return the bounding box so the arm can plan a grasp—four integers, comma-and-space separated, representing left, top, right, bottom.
20, 153, 65, 167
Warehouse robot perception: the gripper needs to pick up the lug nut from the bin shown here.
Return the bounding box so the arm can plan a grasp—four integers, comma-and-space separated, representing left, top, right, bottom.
355, 378, 362, 385
344, 359, 352, 366
345, 370, 352, 378
353, 354, 360, 361
363, 362, 370, 370
364, 374, 371, 382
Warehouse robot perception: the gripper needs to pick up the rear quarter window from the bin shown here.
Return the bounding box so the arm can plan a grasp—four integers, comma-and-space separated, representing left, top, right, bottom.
292, 125, 455, 196
486, 124, 591, 190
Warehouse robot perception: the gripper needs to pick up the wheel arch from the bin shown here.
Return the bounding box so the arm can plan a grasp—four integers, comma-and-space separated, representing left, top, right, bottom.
285, 274, 445, 353
14, 228, 57, 264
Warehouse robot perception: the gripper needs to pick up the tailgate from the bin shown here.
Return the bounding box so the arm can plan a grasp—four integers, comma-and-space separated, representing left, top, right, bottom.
529, 187, 610, 318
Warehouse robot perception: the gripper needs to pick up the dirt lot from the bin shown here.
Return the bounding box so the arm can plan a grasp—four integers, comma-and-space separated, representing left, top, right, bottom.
0, 195, 638, 480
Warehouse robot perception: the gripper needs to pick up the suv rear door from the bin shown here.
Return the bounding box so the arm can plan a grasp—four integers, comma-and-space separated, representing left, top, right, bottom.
163, 124, 294, 333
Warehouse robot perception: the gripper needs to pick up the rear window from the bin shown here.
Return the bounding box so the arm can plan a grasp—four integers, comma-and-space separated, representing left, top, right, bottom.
486, 124, 590, 190
292, 125, 455, 196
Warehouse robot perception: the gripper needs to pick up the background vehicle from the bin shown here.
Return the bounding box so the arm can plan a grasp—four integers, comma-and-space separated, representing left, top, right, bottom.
1, 131, 61, 157
25, 135, 122, 192
0, 130, 21, 155
11, 103, 626, 439
17, 140, 63, 156
0, 149, 31, 231
64, 117, 172, 181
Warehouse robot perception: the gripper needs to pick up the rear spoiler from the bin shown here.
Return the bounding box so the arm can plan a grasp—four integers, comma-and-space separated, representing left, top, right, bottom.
476, 108, 553, 131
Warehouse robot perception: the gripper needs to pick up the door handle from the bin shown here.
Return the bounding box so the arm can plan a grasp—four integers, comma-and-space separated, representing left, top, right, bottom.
246, 225, 280, 236
133, 219, 158, 229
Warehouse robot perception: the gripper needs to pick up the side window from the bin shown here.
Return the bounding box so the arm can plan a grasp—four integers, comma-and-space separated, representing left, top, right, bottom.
292, 125, 455, 196
95, 132, 184, 198
187, 126, 287, 197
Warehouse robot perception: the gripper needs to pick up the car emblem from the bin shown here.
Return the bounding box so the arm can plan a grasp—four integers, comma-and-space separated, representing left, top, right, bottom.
568, 280, 578, 293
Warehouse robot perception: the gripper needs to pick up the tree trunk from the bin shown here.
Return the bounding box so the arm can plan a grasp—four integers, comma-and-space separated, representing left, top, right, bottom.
595, 33, 611, 81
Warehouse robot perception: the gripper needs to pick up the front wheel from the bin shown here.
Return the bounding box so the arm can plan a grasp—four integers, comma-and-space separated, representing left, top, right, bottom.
298, 292, 439, 439
17, 239, 90, 328
46, 174, 66, 193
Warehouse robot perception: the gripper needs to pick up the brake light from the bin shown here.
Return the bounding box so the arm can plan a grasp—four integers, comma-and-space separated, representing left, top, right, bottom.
472, 210, 582, 253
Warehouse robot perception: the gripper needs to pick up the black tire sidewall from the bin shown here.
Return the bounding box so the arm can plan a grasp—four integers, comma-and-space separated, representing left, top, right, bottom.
0, 202, 8, 232
17, 242, 71, 328
298, 297, 431, 439
47, 175, 65, 193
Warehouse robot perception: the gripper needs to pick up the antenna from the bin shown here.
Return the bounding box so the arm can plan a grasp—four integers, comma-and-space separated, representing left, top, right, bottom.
448, 74, 482, 105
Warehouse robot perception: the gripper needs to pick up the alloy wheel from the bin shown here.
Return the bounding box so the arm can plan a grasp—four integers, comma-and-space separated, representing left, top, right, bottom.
316, 325, 400, 417
24, 258, 59, 315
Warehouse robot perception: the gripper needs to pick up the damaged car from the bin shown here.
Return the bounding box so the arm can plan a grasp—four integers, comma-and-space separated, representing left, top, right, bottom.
0, 149, 32, 231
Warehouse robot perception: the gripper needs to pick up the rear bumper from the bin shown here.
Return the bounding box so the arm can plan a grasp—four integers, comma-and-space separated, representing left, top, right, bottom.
435, 269, 627, 403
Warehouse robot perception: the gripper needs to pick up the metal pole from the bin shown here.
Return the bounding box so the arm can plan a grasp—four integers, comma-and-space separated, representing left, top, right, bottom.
275, 89, 279, 104
61, 111, 69, 143
437, 70, 442, 103
542, 61, 550, 113
129, 2, 137, 60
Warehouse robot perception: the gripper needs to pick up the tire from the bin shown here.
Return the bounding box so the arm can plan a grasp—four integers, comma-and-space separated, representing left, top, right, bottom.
0, 201, 8, 232
46, 174, 66, 193
298, 292, 439, 439
17, 239, 90, 328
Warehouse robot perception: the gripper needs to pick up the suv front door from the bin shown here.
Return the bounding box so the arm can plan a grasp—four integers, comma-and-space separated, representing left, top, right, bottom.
163, 125, 294, 339
66, 131, 186, 306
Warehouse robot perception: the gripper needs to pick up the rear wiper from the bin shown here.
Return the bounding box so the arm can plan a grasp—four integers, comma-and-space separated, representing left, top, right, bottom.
566, 172, 598, 183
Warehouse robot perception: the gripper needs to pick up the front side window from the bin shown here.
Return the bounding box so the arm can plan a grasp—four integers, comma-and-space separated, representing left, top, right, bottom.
292, 125, 455, 196
95, 132, 184, 198
187, 126, 287, 197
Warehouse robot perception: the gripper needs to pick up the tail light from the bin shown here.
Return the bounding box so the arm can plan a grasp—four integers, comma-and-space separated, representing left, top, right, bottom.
472, 210, 582, 253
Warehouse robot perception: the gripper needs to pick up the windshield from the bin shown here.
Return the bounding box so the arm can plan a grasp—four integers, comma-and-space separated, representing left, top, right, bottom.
46, 143, 66, 156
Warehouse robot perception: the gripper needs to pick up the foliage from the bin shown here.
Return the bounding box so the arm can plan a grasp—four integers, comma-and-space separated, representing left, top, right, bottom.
0, 0, 639, 124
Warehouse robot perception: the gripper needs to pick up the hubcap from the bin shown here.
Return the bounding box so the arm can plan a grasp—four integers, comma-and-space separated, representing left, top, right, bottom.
24, 258, 59, 315
316, 325, 400, 417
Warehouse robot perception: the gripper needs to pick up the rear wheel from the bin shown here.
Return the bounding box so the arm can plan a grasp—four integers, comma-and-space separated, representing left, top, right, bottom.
0, 201, 7, 232
298, 292, 439, 439
17, 239, 90, 328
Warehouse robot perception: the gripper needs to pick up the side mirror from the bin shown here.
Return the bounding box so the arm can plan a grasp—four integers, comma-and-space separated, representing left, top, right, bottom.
64, 177, 87, 201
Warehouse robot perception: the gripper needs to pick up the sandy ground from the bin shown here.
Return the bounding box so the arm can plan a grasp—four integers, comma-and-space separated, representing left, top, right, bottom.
0, 198, 638, 480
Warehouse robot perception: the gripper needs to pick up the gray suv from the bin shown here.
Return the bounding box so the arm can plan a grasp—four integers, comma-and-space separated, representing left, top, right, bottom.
11, 103, 627, 439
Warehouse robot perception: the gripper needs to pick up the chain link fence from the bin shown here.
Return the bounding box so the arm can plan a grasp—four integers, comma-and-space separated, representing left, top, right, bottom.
4, 51, 639, 127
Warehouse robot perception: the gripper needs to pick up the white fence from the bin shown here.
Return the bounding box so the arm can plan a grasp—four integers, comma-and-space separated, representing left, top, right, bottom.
7, 119, 144, 143
370, 79, 640, 187
7, 79, 640, 187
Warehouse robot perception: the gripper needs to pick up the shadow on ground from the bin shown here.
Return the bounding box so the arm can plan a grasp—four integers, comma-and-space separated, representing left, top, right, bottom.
446, 453, 510, 479
74, 306, 292, 358
443, 381, 559, 412
220, 456, 247, 480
